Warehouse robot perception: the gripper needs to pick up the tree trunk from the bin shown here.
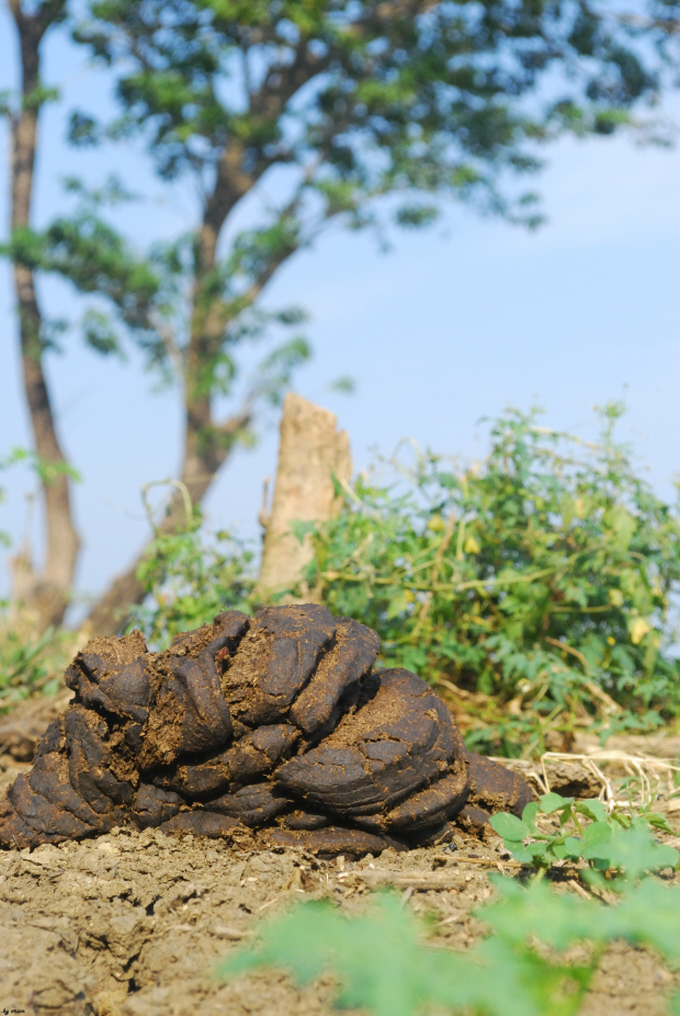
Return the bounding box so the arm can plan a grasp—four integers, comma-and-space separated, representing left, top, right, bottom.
8, 1, 79, 631
84, 134, 297, 636
256, 393, 352, 602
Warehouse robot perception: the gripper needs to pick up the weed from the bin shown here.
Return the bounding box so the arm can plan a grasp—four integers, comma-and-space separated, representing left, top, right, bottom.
0, 617, 76, 710
490, 793, 679, 878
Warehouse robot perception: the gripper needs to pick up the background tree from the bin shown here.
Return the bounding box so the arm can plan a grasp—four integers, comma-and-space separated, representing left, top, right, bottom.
2, 0, 78, 631
4, 0, 679, 634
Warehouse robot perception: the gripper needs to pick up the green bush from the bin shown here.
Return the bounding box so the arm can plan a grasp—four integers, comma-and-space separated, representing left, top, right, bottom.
133, 405, 680, 755
307, 405, 680, 754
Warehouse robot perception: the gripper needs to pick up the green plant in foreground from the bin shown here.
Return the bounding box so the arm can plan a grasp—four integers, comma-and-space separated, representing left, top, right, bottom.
490, 792, 678, 878
218, 830, 680, 1016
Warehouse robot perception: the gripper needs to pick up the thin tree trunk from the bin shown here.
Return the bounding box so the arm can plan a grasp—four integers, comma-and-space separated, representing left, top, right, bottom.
8, 1, 79, 631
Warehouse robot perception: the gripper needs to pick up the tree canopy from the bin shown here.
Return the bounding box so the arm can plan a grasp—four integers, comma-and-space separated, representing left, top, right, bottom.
2, 0, 679, 631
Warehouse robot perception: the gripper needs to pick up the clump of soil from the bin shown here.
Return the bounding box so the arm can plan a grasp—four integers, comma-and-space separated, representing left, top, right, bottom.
0, 605, 531, 854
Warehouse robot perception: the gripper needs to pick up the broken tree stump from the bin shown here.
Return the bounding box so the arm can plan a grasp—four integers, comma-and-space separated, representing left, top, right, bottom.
255, 393, 352, 603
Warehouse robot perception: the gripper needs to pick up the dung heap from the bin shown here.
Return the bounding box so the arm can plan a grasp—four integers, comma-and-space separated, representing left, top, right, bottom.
0, 605, 531, 856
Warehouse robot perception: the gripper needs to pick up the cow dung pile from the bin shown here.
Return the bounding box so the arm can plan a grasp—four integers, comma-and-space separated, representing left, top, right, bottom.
0, 605, 531, 857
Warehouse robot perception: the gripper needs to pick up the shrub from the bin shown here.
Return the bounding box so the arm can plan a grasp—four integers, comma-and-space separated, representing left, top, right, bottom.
307, 405, 680, 754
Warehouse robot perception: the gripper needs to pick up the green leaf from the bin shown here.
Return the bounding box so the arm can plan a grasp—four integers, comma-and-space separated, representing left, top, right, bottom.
82, 307, 123, 357
604, 825, 679, 878
583, 822, 612, 848
553, 836, 584, 861
540, 793, 573, 815
289, 520, 317, 545
521, 801, 540, 832
490, 813, 530, 840
508, 846, 537, 864
643, 811, 674, 835
575, 800, 608, 823
599, 878, 680, 959
328, 375, 356, 395
526, 842, 548, 862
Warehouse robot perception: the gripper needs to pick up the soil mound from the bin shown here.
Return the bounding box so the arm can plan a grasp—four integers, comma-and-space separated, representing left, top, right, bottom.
0, 605, 531, 855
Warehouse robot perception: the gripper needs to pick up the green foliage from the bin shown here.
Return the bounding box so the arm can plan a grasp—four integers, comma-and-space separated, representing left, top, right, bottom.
219, 869, 680, 1016
74, 0, 678, 218
219, 890, 593, 1016
7, 0, 678, 436
485, 874, 680, 962
328, 375, 356, 396
125, 406, 680, 753
305, 406, 680, 754
0, 620, 76, 710
1, 445, 82, 487
4, 1, 679, 608
491, 794, 679, 877
2, 175, 313, 416
129, 508, 255, 650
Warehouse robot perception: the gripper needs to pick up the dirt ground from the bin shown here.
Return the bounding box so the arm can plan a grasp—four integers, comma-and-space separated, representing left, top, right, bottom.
1, 749, 680, 1016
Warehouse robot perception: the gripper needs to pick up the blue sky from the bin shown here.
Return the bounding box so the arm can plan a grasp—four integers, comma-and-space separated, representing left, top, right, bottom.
1, 13, 679, 618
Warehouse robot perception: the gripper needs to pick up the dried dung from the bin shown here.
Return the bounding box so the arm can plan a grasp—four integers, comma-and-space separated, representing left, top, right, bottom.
0, 605, 532, 855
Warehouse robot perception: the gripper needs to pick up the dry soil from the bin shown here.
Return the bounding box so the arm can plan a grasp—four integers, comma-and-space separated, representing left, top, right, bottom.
1, 754, 679, 1016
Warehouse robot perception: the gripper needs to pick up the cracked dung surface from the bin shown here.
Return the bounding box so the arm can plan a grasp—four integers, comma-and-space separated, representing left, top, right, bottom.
0, 604, 532, 854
